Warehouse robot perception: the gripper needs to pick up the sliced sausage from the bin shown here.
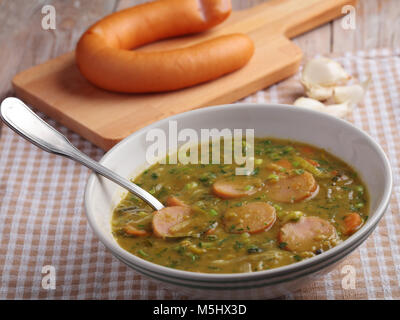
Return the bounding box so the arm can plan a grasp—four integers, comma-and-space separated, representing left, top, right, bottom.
212, 177, 262, 199
265, 171, 318, 203
152, 206, 192, 238
275, 159, 293, 169
223, 202, 276, 234
165, 196, 186, 207
279, 216, 337, 252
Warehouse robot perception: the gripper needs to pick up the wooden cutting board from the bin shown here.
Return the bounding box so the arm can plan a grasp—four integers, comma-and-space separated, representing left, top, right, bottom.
12, 0, 356, 150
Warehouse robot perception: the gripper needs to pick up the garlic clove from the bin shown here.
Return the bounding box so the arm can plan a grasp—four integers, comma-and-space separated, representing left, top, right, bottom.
303, 83, 333, 101
294, 97, 351, 119
333, 85, 363, 105
324, 102, 351, 118
301, 57, 351, 87
333, 77, 371, 105
293, 97, 326, 111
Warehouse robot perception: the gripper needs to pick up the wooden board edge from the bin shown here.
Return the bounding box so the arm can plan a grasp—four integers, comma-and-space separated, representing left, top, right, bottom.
11, 82, 120, 150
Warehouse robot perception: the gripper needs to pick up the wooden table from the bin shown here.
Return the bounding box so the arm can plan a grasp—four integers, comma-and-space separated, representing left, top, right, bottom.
0, 0, 399, 102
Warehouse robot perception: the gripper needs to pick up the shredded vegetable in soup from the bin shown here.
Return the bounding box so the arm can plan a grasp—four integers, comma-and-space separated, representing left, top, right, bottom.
111, 138, 369, 273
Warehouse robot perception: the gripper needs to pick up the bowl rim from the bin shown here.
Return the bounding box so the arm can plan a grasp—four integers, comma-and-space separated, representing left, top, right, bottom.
84, 103, 393, 283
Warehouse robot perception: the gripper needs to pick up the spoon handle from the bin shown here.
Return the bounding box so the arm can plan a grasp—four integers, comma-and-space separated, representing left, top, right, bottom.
0, 97, 164, 211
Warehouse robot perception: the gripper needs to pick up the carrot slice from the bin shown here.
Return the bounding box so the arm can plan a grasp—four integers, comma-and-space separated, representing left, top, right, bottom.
279, 216, 337, 252
265, 171, 318, 203
306, 159, 320, 167
343, 213, 363, 235
165, 196, 186, 207
152, 206, 192, 238
275, 159, 293, 169
300, 146, 314, 154
123, 224, 150, 237
223, 202, 276, 234
212, 177, 262, 199
205, 222, 218, 235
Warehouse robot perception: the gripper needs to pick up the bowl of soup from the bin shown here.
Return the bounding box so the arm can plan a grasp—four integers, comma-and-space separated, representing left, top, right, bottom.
84, 103, 392, 299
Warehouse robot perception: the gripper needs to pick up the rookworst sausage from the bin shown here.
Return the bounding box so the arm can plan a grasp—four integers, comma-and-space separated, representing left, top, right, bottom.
279, 216, 338, 252
212, 177, 262, 199
265, 171, 318, 203
223, 202, 276, 234
76, 0, 254, 93
152, 206, 192, 238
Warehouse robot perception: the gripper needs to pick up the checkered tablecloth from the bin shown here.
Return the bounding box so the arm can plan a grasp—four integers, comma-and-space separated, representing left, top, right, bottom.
0, 48, 399, 300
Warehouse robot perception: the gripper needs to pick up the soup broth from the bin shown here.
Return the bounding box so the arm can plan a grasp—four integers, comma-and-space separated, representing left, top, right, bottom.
112, 138, 369, 273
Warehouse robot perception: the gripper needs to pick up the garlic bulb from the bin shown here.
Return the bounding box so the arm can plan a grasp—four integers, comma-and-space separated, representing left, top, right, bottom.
294, 56, 369, 119
301, 58, 351, 101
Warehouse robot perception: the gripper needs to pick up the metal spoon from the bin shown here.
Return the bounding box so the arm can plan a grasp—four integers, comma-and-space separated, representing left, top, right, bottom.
0, 97, 164, 211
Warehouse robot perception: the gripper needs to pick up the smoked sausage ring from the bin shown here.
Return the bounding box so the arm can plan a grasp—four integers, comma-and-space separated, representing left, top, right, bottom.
75, 0, 254, 93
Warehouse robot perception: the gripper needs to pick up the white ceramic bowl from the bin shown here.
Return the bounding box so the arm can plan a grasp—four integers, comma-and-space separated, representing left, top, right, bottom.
84, 103, 392, 299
